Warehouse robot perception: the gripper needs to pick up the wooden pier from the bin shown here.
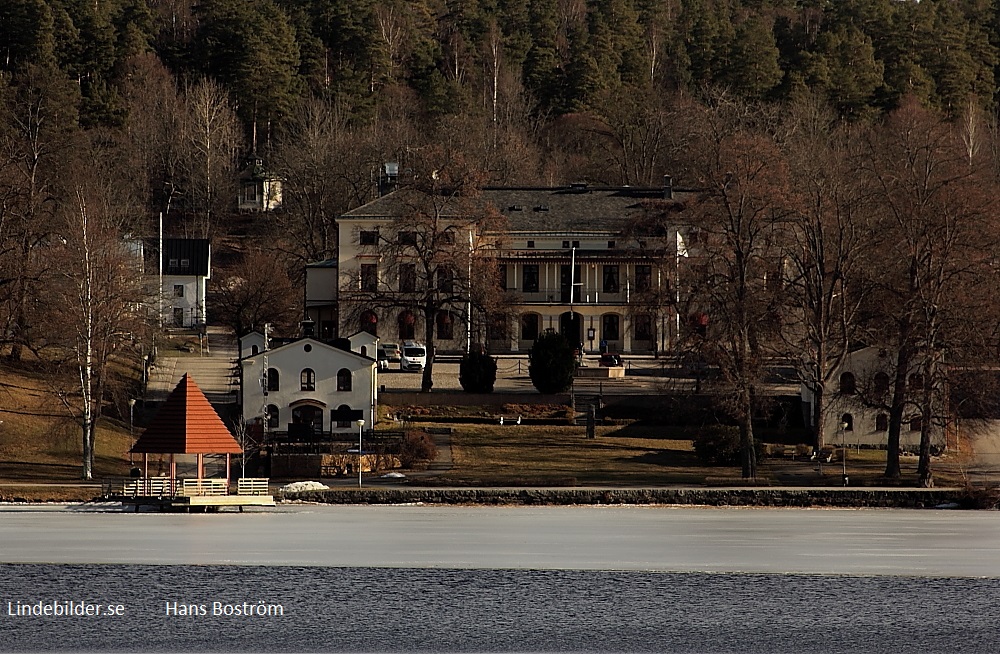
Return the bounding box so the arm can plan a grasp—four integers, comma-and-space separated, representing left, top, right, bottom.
103, 477, 275, 512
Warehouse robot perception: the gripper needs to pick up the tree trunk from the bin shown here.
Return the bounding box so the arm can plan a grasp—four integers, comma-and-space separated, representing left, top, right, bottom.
884, 346, 911, 479
739, 385, 756, 480
421, 305, 436, 393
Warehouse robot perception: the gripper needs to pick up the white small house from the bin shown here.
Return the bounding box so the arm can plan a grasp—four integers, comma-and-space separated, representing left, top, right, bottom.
239, 156, 282, 212
160, 239, 210, 328
239, 337, 378, 438
347, 330, 379, 358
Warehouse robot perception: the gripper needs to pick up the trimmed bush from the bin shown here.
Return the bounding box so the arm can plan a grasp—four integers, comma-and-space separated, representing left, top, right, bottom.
459, 350, 497, 393
693, 425, 765, 466
400, 430, 439, 469
529, 331, 576, 394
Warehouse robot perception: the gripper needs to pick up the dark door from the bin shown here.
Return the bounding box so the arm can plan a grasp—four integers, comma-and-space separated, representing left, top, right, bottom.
560, 265, 581, 303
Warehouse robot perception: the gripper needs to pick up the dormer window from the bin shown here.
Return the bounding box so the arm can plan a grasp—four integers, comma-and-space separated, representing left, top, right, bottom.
527, 241, 535, 248
180, 259, 190, 268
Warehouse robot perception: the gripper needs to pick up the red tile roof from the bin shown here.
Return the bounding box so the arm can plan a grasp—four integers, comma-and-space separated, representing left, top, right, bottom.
131, 374, 242, 454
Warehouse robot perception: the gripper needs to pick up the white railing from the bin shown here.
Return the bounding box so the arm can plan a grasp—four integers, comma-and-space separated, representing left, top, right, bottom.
107, 477, 271, 498
237, 478, 270, 496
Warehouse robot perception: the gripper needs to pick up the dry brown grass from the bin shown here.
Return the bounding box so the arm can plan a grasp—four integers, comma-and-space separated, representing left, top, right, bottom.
0, 362, 132, 490
434, 423, 744, 486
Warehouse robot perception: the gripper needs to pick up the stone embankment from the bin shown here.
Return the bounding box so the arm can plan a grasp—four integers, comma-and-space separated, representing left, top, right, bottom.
278, 487, 987, 508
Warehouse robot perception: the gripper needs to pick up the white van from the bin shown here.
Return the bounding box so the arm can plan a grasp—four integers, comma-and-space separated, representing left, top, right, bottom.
400, 341, 427, 371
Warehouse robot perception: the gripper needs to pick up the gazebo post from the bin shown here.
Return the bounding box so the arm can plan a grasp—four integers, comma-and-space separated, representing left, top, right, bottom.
225, 454, 232, 484
197, 453, 204, 480
170, 454, 176, 495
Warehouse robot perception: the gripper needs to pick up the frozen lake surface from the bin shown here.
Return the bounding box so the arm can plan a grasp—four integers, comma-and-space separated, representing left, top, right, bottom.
2, 503, 1000, 576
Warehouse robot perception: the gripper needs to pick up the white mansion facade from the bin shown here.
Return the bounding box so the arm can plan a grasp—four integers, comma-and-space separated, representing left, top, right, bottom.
309, 181, 693, 355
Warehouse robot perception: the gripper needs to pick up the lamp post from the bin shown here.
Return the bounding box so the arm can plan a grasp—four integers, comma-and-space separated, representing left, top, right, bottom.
840, 421, 849, 486
128, 399, 136, 465
356, 418, 365, 488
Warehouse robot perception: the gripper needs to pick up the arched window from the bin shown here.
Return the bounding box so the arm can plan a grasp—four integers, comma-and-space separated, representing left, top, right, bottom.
265, 404, 279, 429
602, 314, 620, 341
520, 313, 540, 341
360, 310, 378, 336
840, 413, 854, 432
360, 345, 368, 357
266, 368, 279, 392
634, 314, 653, 341
910, 416, 922, 432
839, 372, 856, 394
300, 368, 316, 391
875, 414, 889, 432
334, 404, 352, 429
398, 310, 416, 340
337, 368, 352, 392
908, 373, 924, 392
874, 372, 890, 397
251, 345, 259, 355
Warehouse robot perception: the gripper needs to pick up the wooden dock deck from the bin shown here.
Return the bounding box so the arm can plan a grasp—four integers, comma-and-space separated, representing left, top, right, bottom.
103, 477, 275, 512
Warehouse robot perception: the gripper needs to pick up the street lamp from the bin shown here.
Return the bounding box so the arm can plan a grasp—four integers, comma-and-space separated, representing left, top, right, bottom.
840, 421, 849, 486
128, 399, 136, 465
356, 418, 365, 488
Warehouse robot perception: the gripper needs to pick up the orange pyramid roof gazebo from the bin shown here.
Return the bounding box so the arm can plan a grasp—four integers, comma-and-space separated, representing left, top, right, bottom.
132, 374, 241, 483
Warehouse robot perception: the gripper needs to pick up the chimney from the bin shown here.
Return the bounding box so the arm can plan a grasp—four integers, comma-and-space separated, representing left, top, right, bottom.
663, 175, 673, 200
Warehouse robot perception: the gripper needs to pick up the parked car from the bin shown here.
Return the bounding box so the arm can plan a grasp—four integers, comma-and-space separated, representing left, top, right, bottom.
400, 341, 427, 371
599, 353, 623, 367
380, 343, 401, 362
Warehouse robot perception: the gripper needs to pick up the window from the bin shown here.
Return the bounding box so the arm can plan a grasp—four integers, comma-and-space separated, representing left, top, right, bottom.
602, 314, 620, 341
398, 311, 416, 340
874, 372, 890, 397
908, 373, 924, 392
839, 372, 856, 394
360, 264, 378, 292
522, 265, 539, 292
173, 308, 184, 326
399, 264, 416, 292
635, 265, 652, 292
337, 368, 352, 392
266, 368, 279, 392
300, 368, 316, 391
437, 311, 454, 340
603, 265, 620, 293
265, 405, 279, 429
608, 241, 616, 249
562, 241, 570, 249
634, 314, 653, 340
910, 416, 922, 432
875, 414, 889, 432
487, 313, 508, 340
180, 258, 190, 268
841, 413, 854, 432
360, 310, 378, 336
251, 345, 259, 355
359, 230, 379, 246
440, 231, 455, 245
398, 231, 417, 246
573, 240, 580, 248
168, 258, 178, 268
173, 285, 184, 298
496, 264, 507, 290
335, 404, 351, 429
526, 240, 535, 249
436, 266, 454, 293
521, 314, 540, 341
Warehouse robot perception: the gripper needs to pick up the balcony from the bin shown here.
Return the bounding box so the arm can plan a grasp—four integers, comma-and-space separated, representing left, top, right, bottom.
513, 287, 630, 306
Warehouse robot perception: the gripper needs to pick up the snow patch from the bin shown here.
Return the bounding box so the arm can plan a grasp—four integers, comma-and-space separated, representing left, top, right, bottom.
280, 481, 329, 493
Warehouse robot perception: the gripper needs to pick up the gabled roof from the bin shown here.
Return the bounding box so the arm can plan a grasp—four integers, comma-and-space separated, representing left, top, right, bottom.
243, 337, 376, 365
162, 239, 210, 276
131, 374, 242, 454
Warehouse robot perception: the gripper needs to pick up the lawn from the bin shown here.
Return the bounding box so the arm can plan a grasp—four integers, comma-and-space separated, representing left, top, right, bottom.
429, 423, 745, 486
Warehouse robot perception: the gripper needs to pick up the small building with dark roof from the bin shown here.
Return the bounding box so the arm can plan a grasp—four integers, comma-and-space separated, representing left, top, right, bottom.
160, 238, 211, 328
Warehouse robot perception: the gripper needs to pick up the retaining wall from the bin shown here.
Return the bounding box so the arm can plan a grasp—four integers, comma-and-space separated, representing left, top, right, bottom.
277, 487, 976, 508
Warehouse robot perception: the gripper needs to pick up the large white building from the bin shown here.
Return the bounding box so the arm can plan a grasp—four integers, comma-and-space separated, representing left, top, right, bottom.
317, 181, 692, 355
238, 333, 378, 439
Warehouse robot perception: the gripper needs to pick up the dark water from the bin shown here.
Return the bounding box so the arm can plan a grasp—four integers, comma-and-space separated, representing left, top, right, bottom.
0, 564, 995, 653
